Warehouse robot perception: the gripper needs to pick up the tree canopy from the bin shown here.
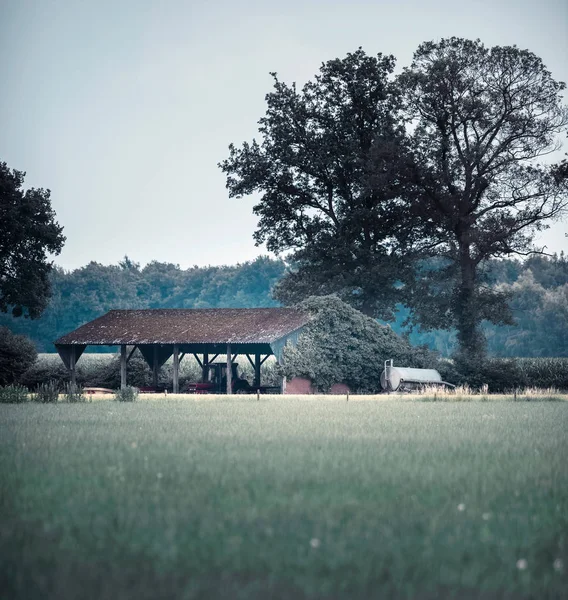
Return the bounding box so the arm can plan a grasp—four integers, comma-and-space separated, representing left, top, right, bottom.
221, 40, 568, 361
220, 49, 421, 320
400, 38, 568, 360
0, 162, 65, 318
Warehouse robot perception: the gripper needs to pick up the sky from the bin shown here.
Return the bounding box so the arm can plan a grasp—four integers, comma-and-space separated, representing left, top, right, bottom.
1, 0, 567, 271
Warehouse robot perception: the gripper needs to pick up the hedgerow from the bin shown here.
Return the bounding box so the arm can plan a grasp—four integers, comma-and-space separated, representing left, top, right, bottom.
438, 357, 568, 393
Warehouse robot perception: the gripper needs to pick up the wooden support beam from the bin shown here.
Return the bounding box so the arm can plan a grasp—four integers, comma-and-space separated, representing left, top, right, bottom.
193, 354, 203, 369
245, 354, 255, 369
152, 345, 159, 388
179, 352, 186, 363
202, 353, 209, 382
126, 345, 137, 363
120, 344, 127, 390
260, 354, 271, 366
232, 354, 238, 363
69, 346, 76, 392
226, 344, 232, 394
254, 353, 261, 387
173, 344, 179, 394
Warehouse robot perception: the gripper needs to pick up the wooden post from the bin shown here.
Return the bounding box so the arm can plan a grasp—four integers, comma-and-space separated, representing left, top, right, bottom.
120, 344, 127, 390
254, 353, 261, 387
173, 344, 179, 394
226, 344, 232, 395
281, 375, 287, 395
69, 346, 76, 392
152, 345, 159, 388
202, 353, 209, 382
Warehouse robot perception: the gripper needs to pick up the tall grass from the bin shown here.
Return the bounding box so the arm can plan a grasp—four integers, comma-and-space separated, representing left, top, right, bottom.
1, 400, 566, 599
0, 384, 29, 403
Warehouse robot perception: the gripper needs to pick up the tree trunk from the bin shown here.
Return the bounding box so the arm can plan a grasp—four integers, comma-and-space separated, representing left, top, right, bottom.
455, 238, 486, 363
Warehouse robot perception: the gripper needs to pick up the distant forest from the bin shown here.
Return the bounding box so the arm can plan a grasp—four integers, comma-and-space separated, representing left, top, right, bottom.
1, 254, 566, 357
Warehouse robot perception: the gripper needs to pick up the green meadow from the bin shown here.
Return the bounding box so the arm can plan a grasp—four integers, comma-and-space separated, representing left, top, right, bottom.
1, 399, 567, 599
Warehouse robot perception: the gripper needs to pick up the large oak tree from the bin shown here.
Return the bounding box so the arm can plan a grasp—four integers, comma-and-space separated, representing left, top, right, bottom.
400, 38, 568, 360
220, 49, 421, 320
0, 162, 65, 318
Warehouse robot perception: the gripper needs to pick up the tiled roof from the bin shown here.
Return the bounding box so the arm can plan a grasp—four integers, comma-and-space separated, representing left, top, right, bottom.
54, 308, 310, 345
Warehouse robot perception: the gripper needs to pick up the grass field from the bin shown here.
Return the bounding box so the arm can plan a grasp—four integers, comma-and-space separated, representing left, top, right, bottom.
1, 398, 567, 599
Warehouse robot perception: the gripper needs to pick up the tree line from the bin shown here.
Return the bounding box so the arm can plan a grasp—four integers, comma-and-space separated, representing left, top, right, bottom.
0, 254, 565, 356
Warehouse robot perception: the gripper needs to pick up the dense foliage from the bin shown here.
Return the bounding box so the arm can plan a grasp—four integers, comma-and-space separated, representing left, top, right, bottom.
281, 296, 437, 393
0, 161, 65, 318
436, 357, 568, 393
0, 253, 566, 360
393, 254, 568, 357
220, 49, 422, 320
0, 326, 37, 385
400, 39, 568, 361
221, 41, 568, 361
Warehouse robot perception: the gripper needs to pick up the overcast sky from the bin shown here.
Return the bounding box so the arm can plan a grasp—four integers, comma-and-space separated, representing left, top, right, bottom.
1, 0, 567, 270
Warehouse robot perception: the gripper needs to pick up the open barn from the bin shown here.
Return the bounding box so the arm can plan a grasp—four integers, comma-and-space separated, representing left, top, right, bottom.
54, 308, 310, 393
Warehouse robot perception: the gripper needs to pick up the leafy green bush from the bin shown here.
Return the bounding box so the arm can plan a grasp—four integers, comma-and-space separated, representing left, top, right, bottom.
114, 386, 138, 402
0, 384, 29, 403
33, 381, 60, 403
0, 327, 37, 385
19, 354, 80, 389
282, 296, 439, 393
442, 356, 568, 392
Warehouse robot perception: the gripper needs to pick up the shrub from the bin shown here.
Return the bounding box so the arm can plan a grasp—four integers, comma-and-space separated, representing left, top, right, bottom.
62, 383, 87, 403
282, 296, 440, 393
0, 327, 37, 385
448, 356, 568, 392
114, 386, 138, 402
33, 381, 60, 403
0, 384, 29, 403
18, 354, 78, 389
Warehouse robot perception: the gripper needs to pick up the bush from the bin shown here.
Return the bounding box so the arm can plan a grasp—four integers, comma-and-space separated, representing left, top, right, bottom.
33, 380, 60, 403
18, 354, 77, 389
0, 384, 29, 403
62, 383, 87, 403
0, 327, 37, 385
282, 296, 440, 393
114, 386, 138, 402
446, 356, 568, 392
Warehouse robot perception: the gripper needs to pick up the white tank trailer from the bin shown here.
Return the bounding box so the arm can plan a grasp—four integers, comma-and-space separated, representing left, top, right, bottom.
380, 359, 455, 392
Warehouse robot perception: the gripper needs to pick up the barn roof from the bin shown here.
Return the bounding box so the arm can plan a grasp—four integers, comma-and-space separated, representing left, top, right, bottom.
54, 308, 310, 346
